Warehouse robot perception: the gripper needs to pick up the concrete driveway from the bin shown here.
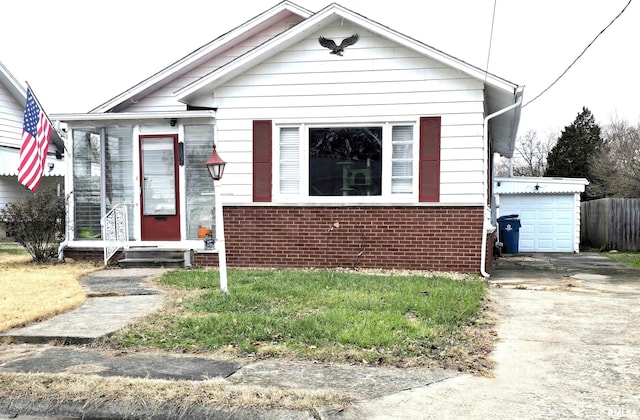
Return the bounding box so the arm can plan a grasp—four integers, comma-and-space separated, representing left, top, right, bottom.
331, 253, 640, 419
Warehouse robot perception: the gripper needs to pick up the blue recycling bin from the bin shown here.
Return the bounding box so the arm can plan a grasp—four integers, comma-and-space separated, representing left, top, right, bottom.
497, 215, 521, 254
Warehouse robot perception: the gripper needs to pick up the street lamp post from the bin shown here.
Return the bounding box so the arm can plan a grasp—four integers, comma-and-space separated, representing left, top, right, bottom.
205, 145, 228, 293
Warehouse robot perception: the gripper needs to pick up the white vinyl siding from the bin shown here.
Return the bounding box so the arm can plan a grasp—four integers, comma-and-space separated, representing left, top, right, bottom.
0, 83, 24, 148
210, 27, 486, 204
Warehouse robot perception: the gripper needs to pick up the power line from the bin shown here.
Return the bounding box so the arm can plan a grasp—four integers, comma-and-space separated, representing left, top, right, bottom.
523, 0, 633, 108
484, 0, 498, 81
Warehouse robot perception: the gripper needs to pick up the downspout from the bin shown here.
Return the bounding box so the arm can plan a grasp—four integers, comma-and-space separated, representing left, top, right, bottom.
480, 93, 523, 277
57, 192, 72, 261
57, 124, 71, 262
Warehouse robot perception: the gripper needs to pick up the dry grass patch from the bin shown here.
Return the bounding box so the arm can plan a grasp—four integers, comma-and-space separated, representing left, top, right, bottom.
0, 372, 350, 414
0, 253, 101, 332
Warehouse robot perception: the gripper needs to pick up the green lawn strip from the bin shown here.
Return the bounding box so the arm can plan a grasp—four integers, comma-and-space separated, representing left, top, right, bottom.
0, 247, 26, 255
114, 269, 486, 365
605, 252, 640, 269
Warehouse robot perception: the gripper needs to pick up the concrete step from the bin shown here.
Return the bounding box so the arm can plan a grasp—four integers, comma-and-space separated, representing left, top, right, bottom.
118, 247, 187, 268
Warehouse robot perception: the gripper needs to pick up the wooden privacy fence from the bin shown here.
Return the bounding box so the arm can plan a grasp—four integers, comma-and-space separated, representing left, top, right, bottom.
581, 198, 640, 251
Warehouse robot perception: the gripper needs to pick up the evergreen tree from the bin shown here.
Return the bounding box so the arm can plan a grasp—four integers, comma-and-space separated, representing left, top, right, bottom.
545, 107, 603, 198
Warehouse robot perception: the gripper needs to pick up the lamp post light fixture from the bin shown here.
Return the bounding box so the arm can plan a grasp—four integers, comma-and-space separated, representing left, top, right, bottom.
205, 145, 226, 180
205, 145, 228, 293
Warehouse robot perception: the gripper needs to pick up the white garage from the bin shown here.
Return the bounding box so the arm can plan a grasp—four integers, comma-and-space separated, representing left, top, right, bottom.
494, 177, 589, 253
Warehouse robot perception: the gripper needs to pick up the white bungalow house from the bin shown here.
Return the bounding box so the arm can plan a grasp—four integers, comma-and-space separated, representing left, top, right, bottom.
53, 1, 523, 274
0, 61, 65, 238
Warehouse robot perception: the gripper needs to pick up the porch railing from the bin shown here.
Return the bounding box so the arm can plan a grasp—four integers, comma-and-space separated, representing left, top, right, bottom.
101, 204, 129, 265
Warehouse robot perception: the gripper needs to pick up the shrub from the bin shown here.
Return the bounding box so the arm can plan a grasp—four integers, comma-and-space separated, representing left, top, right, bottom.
0, 186, 65, 262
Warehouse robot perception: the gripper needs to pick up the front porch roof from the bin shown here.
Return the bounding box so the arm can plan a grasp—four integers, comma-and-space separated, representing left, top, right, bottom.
50, 110, 216, 126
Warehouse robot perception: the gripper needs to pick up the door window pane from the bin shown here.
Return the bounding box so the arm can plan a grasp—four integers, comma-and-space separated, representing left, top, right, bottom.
141, 138, 176, 215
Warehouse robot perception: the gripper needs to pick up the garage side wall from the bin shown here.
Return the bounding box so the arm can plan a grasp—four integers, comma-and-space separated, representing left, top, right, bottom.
194, 206, 485, 273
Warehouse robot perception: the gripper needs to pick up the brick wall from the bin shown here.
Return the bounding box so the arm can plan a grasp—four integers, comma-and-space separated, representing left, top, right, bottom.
63, 247, 105, 263
194, 206, 488, 274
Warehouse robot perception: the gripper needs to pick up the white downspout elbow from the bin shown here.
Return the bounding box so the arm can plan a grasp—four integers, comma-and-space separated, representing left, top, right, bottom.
480, 94, 523, 277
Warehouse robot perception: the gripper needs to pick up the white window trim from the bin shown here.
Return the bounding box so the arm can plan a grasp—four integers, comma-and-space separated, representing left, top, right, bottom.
273, 121, 418, 204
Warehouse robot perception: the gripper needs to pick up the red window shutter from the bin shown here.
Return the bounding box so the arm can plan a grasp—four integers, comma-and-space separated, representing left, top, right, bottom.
253, 120, 272, 202
418, 116, 441, 202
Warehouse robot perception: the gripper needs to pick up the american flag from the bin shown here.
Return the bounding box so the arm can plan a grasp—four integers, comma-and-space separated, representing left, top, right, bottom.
18, 87, 52, 191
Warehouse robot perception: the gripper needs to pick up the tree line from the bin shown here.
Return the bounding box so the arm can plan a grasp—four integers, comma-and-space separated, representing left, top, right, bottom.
496, 107, 640, 200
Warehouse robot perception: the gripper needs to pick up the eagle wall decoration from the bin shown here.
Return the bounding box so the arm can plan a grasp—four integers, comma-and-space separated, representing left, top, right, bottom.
318, 34, 359, 56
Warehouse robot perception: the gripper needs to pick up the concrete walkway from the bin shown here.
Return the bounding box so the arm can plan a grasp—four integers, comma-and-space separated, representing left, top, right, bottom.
2, 268, 166, 343
329, 253, 640, 419
1, 254, 639, 419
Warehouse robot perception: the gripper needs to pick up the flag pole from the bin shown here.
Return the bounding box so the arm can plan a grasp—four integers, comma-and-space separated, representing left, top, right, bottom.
25, 82, 67, 151
24, 82, 54, 125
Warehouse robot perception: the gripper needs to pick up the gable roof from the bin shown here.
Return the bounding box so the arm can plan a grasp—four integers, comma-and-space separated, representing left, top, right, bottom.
91, 1, 312, 114
87, 2, 523, 157
177, 3, 520, 104
0, 61, 64, 154
173, 2, 523, 157
0, 61, 26, 104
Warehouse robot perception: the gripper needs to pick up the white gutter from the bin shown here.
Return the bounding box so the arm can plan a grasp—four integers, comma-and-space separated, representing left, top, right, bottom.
480, 93, 523, 277
50, 110, 215, 122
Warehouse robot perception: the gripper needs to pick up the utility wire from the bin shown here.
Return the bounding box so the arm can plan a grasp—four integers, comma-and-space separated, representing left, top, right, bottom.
523, 0, 633, 108
484, 0, 498, 81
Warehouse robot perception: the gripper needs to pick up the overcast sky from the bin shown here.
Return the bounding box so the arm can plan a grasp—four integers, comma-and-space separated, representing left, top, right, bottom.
1, 0, 636, 136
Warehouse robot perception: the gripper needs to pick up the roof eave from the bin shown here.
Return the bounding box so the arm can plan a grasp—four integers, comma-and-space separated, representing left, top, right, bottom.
495, 176, 590, 186
90, 1, 312, 114
52, 110, 216, 125
0, 61, 26, 104
488, 86, 524, 159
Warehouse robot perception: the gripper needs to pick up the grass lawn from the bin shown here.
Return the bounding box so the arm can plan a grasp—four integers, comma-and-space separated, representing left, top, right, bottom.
112, 269, 494, 371
0, 248, 101, 332
0, 254, 494, 411
605, 252, 640, 269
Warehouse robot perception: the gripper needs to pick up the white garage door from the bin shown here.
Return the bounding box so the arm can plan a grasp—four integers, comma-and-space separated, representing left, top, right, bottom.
499, 194, 575, 252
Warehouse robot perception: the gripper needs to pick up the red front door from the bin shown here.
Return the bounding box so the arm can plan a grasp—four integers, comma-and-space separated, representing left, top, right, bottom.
140, 135, 180, 241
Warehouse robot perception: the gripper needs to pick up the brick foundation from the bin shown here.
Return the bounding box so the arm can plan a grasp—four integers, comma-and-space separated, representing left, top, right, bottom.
64, 248, 105, 263
194, 206, 489, 274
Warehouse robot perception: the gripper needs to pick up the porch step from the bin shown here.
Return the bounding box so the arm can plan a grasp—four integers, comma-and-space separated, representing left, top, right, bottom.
118, 247, 187, 268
